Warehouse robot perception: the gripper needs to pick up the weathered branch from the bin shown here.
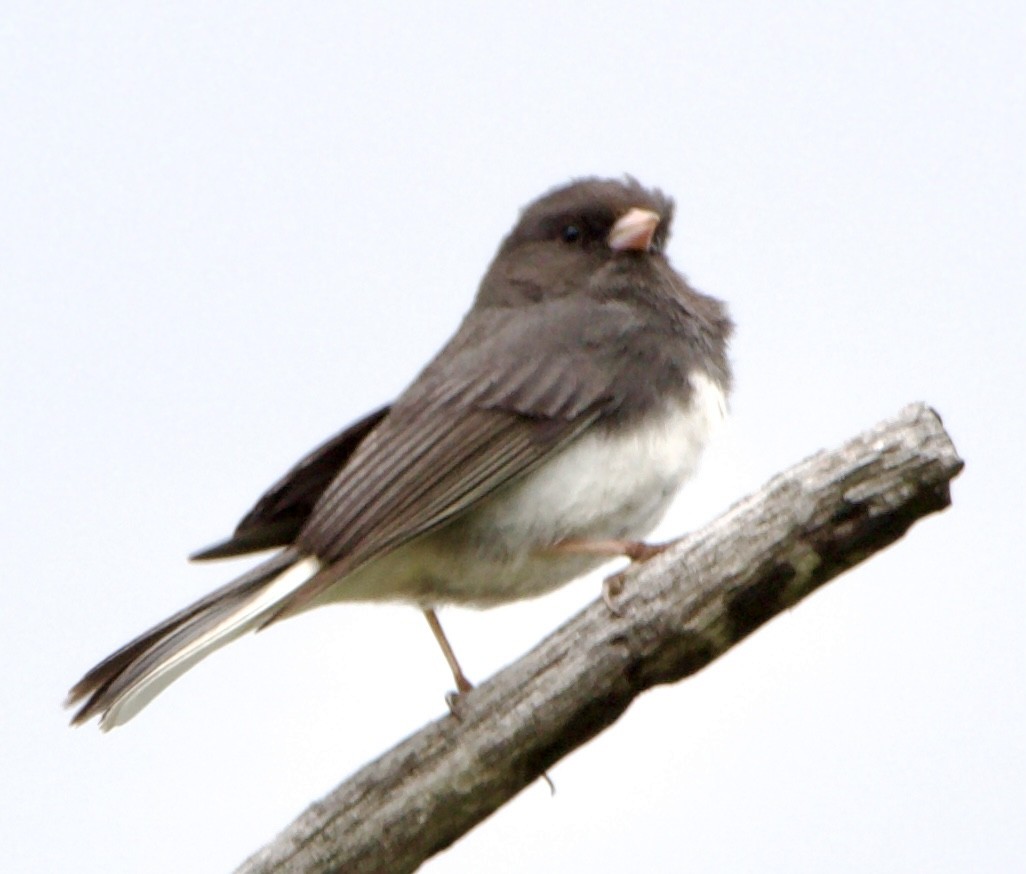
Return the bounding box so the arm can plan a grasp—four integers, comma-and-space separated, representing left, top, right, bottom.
235, 402, 963, 874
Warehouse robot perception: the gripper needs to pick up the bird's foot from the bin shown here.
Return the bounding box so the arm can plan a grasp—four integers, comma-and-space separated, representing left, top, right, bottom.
602, 572, 627, 615
550, 537, 674, 613
594, 539, 673, 613
620, 539, 671, 562
443, 672, 476, 719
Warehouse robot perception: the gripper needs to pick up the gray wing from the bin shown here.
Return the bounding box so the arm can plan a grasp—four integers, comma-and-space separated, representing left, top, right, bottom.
191, 405, 390, 560
267, 299, 639, 619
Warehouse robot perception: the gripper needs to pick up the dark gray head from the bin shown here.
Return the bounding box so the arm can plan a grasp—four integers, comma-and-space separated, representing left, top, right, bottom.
475, 177, 678, 308
463, 177, 732, 419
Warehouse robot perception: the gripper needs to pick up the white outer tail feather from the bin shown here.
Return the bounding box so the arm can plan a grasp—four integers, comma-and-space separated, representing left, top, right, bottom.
99, 557, 322, 730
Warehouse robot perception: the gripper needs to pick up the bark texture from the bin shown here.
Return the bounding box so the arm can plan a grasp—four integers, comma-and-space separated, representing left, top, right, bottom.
236, 402, 963, 874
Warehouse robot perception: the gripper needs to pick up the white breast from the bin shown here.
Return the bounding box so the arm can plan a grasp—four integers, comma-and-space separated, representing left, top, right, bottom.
328, 371, 728, 607
478, 370, 728, 547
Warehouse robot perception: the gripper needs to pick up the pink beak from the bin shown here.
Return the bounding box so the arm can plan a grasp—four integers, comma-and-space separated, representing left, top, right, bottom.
607, 207, 661, 252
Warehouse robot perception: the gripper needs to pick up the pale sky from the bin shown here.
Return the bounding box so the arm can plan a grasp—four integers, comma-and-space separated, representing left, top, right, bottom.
4, 3, 1024, 872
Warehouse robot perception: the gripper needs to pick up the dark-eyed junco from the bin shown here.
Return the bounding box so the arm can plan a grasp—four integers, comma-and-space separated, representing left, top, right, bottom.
67, 177, 733, 729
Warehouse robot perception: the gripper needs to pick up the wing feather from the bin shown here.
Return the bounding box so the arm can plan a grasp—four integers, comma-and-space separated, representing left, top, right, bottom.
191, 405, 390, 560
265, 300, 633, 619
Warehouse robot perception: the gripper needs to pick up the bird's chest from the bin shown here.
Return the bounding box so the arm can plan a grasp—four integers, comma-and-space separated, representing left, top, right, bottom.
399, 372, 727, 605
456, 371, 727, 553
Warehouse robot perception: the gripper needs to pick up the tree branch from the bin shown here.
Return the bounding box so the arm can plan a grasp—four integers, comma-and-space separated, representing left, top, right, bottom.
235, 402, 964, 874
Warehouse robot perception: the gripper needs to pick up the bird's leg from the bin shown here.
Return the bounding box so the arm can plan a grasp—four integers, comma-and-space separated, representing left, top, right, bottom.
423, 608, 474, 714
423, 607, 555, 793
548, 537, 674, 614
550, 538, 671, 562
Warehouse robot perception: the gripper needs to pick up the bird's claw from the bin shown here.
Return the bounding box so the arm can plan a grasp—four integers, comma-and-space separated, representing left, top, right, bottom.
623, 540, 670, 562
445, 689, 467, 719
602, 573, 626, 615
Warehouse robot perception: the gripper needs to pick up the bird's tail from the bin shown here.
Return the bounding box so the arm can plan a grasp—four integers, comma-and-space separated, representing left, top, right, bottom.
65, 549, 319, 730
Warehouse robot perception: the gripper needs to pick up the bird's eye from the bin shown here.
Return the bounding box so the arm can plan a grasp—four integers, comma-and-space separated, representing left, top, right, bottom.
561, 224, 582, 244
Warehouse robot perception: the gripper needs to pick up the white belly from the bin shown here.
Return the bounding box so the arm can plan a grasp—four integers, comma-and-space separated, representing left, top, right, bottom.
328, 372, 727, 607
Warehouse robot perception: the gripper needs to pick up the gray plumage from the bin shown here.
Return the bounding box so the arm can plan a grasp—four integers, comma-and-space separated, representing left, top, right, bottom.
66, 176, 732, 729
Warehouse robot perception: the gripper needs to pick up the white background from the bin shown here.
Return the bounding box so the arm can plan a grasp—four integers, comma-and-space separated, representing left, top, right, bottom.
4, 3, 1024, 872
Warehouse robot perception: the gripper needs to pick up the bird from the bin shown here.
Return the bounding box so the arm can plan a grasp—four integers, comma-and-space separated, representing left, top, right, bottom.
66, 176, 733, 730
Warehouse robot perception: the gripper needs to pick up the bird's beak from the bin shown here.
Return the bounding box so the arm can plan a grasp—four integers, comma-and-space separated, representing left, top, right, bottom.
607, 207, 661, 252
